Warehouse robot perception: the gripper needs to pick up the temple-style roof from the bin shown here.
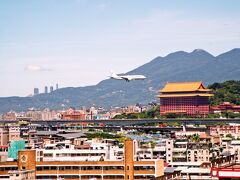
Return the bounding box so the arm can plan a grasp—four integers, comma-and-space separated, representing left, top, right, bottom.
160, 82, 211, 93
159, 93, 213, 98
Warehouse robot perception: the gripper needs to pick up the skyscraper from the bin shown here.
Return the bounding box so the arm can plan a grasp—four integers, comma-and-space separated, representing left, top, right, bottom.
56, 84, 59, 90
50, 86, 54, 93
33, 88, 39, 96
44, 86, 48, 94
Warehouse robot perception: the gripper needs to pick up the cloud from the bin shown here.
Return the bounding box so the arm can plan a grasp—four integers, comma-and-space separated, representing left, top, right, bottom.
24, 64, 51, 72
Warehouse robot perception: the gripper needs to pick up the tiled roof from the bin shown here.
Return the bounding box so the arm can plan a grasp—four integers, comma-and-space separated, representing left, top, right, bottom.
158, 93, 213, 97
160, 82, 210, 92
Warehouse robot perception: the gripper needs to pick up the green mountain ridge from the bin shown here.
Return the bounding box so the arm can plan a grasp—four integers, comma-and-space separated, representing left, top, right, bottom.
0, 48, 240, 113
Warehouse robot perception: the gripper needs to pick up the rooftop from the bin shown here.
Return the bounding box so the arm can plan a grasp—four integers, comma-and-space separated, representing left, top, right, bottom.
160, 81, 211, 93
181, 167, 210, 174
169, 162, 203, 167
159, 93, 213, 97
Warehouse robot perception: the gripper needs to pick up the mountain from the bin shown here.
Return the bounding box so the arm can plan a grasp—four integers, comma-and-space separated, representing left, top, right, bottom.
0, 49, 240, 113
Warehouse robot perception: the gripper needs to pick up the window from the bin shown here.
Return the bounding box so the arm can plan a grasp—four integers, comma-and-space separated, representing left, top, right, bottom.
50, 166, 57, 170
37, 167, 42, 171
44, 153, 53, 157
65, 166, 71, 170
43, 166, 49, 170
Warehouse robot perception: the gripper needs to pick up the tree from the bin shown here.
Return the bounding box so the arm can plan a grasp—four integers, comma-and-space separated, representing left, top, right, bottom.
113, 114, 127, 119
150, 141, 157, 149
226, 134, 233, 139
164, 113, 178, 118
208, 80, 240, 105
189, 134, 200, 142
99, 156, 104, 161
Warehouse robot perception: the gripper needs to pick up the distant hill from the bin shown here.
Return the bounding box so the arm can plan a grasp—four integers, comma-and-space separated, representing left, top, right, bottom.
0, 48, 240, 113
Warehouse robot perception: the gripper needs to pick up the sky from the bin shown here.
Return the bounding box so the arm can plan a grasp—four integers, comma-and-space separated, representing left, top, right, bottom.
0, 0, 240, 97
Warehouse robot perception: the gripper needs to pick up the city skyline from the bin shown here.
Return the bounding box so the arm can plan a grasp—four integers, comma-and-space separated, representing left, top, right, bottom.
1, 0, 240, 97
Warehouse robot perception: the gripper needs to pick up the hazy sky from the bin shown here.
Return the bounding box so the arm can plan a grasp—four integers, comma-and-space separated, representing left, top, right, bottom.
1, 0, 240, 97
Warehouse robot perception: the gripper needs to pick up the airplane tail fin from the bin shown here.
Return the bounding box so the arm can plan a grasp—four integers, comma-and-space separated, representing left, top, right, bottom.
110, 70, 117, 77
110, 69, 113, 75
109, 70, 121, 79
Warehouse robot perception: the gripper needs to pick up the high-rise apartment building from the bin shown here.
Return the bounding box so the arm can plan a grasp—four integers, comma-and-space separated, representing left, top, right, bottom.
0, 140, 164, 179
50, 86, 53, 93
44, 86, 48, 94
33, 88, 39, 96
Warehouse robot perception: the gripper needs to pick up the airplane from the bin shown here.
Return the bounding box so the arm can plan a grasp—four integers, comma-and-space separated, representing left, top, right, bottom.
110, 71, 146, 82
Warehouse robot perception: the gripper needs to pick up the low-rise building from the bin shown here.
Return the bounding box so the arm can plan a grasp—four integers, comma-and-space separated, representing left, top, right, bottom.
1, 111, 16, 120
210, 125, 240, 138
211, 154, 239, 179
211, 102, 240, 114
60, 108, 86, 120
0, 140, 164, 180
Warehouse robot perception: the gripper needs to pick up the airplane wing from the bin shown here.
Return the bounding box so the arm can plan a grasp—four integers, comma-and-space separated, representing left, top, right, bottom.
121, 77, 132, 81
120, 76, 132, 81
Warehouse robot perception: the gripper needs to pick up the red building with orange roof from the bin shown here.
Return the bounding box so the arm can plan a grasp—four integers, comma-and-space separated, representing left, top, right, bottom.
159, 82, 213, 116
211, 102, 240, 113
60, 108, 86, 120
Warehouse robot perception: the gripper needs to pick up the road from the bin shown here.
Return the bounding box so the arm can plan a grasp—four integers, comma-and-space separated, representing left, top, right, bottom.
1, 118, 239, 126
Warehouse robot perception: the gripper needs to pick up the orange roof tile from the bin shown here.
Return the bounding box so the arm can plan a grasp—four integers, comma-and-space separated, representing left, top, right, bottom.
158, 93, 214, 98
160, 82, 210, 93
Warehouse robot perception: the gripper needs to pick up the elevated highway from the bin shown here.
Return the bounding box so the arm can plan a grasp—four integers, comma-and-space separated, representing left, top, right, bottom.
1, 118, 240, 126
57, 125, 207, 132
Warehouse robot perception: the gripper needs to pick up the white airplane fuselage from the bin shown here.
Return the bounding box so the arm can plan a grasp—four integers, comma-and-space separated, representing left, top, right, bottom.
110, 72, 146, 82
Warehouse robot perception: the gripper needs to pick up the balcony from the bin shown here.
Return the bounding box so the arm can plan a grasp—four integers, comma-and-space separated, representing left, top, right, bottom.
172, 154, 187, 158
37, 169, 125, 175
173, 148, 187, 152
